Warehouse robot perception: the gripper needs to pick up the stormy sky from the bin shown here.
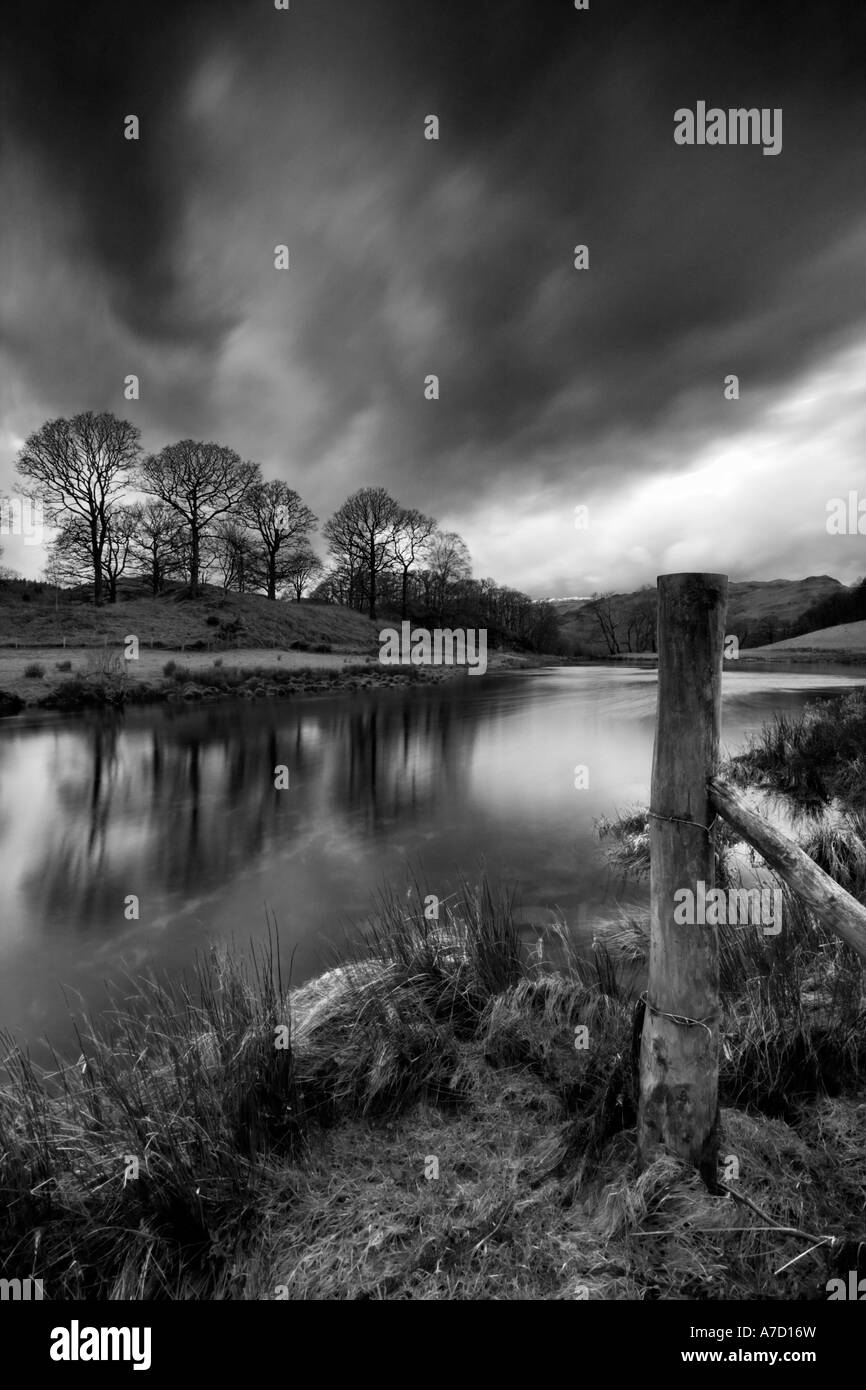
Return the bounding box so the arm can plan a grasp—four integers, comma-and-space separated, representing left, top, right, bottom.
1, 0, 865, 595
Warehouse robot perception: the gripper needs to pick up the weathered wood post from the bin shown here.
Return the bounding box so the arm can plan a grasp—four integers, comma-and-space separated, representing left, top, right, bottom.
637, 572, 728, 1184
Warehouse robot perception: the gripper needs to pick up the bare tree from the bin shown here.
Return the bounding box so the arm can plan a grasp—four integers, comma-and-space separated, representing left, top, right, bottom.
284, 544, 324, 600
16, 411, 140, 605
103, 504, 141, 602
391, 508, 437, 618
323, 487, 400, 620
137, 441, 261, 595
626, 593, 657, 653
589, 592, 621, 655
211, 518, 261, 593
132, 500, 186, 596
48, 504, 140, 602
425, 530, 471, 618
244, 480, 317, 600
42, 551, 64, 609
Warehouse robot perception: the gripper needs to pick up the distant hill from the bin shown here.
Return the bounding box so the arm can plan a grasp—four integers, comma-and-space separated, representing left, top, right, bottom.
558, 576, 847, 656
547, 596, 594, 610
727, 577, 845, 637
547, 596, 595, 620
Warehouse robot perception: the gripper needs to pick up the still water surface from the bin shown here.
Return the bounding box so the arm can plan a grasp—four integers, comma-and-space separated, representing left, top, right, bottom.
0, 663, 863, 1052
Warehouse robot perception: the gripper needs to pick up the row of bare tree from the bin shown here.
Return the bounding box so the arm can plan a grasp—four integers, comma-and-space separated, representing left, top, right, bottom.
586, 590, 657, 654
8, 411, 559, 650
12, 412, 319, 604
316, 487, 559, 648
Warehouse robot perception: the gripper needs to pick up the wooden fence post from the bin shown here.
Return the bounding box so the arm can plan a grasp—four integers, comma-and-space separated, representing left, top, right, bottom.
637, 572, 728, 1184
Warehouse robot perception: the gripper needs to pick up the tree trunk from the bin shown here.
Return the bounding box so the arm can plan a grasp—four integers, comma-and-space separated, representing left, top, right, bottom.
638, 572, 728, 1187
190, 526, 200, 597
91, 520, 103, 607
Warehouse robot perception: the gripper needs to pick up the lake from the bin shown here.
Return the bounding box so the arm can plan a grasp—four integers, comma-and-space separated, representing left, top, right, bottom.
1, 662, 863, 1054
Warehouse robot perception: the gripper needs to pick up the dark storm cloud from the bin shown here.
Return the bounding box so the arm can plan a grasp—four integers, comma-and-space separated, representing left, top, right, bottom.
240, 0, 866, 501
1, 0, 865, 588
1, 0, 247, 347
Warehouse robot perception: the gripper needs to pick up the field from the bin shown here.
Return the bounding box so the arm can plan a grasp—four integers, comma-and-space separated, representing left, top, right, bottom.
0, 583, 381, 652
0, 645, 380, 701
744, 619, 866, 659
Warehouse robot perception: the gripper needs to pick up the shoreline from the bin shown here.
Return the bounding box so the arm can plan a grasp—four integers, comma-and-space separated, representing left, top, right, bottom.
0, 645, 565, 717
3, 644, 865, 720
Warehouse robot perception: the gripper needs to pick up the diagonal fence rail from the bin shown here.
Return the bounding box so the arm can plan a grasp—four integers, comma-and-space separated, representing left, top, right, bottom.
708, 777, 866, 965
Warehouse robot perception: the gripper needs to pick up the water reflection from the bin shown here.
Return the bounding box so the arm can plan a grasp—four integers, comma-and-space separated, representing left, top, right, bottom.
0, 665, 862, 1053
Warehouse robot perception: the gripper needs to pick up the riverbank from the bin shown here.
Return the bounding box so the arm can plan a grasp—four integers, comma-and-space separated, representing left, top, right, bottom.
0, 584, 570, 715
0, 880, 862, 1300
0, 645, 555, 715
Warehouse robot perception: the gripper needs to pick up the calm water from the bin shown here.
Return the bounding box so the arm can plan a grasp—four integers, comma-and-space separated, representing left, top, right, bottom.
0, 663, 863, 1053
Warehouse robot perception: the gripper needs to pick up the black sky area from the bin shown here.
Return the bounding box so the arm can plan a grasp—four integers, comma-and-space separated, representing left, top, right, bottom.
1, 0, 865, 592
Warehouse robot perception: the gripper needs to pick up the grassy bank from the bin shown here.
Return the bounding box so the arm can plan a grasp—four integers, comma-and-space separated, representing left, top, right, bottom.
0, 649, 543, 715
1, 856, 864, 1300
0, 651, 458, 715
0, 583, 381, 652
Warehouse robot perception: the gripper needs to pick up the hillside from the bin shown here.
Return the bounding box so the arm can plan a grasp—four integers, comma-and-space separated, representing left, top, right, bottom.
726, 576, 845, 633
0, 582, 381, 654
548, 597, 594, 617
744, 618, 866, 658
558, 576, 846, 656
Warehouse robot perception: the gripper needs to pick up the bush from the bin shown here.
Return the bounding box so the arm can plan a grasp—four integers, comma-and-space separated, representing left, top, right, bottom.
39, 677, 100, 711
0, 690, 24, 717
205, 614, 220, 626
55, 660, 72, 672
23, 662, 44, 678
312, 643, 332, 654
163, 660, 177, 676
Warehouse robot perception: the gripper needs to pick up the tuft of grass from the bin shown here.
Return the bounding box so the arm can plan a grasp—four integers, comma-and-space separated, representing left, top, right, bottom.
0, 935, 302, 1299
727, 689, 866, 813
23, 661, 44, 678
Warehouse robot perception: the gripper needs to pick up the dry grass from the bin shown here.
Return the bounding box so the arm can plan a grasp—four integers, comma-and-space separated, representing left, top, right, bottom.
0, 584, 381, 652
1, 868, 863, 1300
241, 1088, 866, 1301
747, 619, 866, 655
